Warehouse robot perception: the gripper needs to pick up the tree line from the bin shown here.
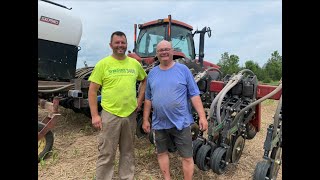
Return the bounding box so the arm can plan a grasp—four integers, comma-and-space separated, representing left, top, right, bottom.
216, 51, 282, 83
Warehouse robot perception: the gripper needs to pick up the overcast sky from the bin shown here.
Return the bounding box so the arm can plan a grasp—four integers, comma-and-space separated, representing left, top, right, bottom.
53, 0, 282, 69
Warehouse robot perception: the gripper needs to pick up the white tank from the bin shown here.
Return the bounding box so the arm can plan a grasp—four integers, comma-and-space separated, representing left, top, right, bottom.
38, 0, 82, 46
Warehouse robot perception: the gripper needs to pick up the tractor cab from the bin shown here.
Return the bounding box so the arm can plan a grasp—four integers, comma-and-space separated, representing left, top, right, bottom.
134, 19, 195, 60
128, 15, 219, 70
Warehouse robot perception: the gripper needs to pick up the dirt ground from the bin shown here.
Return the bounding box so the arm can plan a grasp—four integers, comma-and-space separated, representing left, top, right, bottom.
38, 100, 282, 180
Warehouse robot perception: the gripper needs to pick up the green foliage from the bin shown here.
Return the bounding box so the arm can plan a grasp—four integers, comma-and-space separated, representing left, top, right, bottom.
217, 52, 240, 75
244, 60, 263, 80
264, 51, 282, 81
262, 77, 271, 83
217, 51, 282, 83
39, 158, 46, 167
269, 80, 281, 86
39, 149, 59, 168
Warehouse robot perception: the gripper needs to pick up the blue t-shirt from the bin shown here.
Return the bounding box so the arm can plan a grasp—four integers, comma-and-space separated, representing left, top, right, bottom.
145, 62, 200, 130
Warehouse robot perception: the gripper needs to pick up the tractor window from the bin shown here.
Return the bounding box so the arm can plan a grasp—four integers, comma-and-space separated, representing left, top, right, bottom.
136, 26, 165, 57
171, 25, 195, 59
135, 24, 195, 60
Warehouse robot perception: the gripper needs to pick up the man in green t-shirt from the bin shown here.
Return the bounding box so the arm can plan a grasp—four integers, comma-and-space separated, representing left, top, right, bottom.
88, 31, 147, 180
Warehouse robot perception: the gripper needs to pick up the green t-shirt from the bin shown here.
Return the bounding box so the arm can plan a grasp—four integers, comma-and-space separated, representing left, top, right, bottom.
88, 55, 147, 117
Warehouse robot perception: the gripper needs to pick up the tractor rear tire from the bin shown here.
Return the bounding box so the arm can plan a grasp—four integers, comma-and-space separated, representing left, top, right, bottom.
38, 122, 54, 162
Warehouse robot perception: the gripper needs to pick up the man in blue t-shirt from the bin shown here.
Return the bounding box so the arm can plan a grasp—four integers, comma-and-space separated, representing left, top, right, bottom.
142, 40, 208, 180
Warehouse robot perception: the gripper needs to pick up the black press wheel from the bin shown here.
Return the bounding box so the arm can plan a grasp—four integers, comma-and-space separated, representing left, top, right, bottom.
231, 135, 245, 163
38, 122, 54, 162
195, 144, 212, 171
192, 138, 204, 163
210, 147, 227, 174
253, 161, 271, 180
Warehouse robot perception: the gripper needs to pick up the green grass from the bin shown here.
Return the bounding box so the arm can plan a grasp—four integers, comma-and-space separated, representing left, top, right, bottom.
268, 80, 281, 86
259, 80, 280, 86
261, 99, 276, 106
39, 149, 60, 169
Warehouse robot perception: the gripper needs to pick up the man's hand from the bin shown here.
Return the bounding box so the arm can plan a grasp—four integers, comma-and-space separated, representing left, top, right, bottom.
92, 115, 102, 130
198, 117, 208, 131
136, 103, 142, 112
142, 119, 151, 133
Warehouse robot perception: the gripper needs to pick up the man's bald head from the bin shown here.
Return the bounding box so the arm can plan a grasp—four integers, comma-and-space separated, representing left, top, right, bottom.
156, 40, 174, 67
157, 40, 172, 50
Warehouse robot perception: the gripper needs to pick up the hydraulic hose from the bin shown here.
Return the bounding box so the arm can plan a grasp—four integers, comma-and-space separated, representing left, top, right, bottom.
194, 67, 223, 83
38, 83, 74, 93
76, 67, 94, 79
78, 71, 93, 79
215, 69, 255, 124
238, 69, 254, 76
210, 69, 255, 124
230, 81, 282, 128
194, 71, 208, 83
216, 76, 241, 124
38, 85, 67, 89
208, 68, 254, 124
39, 67, 94, 93
206, 67, 223, 80
208, 77, 234, 119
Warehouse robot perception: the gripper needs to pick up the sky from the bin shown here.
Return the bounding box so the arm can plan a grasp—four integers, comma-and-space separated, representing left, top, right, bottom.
51, 0, 282, 69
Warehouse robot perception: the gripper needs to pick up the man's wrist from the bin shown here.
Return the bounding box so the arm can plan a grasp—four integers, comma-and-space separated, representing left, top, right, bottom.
91, 113, 100, 118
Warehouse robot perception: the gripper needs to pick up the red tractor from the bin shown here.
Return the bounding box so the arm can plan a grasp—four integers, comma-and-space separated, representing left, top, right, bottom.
128, 15, 282, 174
